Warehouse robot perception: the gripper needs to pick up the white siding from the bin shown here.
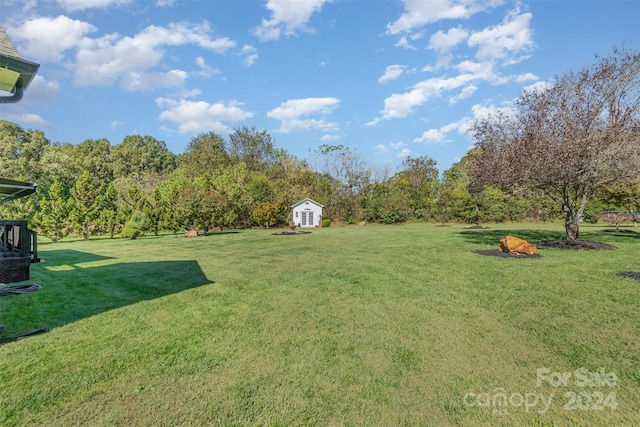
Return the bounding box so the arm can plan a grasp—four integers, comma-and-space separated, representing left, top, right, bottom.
291, 199, 323, 228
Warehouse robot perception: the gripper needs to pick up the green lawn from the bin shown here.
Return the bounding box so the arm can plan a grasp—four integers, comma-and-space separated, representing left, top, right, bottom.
1, 223, 639, 426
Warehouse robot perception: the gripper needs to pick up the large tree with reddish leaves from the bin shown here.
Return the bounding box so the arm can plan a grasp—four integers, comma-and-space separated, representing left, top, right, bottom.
471, 49, 640, 240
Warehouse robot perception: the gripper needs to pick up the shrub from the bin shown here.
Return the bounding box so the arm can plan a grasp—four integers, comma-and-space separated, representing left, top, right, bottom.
121, 211, 149, 239
322, 218, 332, 228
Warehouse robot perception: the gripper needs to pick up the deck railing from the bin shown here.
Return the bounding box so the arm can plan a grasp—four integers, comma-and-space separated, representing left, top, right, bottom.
0, 220, 39, 283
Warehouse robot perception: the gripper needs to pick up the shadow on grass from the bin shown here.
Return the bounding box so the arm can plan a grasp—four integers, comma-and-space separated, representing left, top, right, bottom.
1, 250, 214, 339
37, 249, 115, 264
459, 228, 565, 246
599, 229, 640, 239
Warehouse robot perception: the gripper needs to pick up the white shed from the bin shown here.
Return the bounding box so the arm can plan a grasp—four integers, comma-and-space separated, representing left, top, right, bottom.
291, 198, 323, 228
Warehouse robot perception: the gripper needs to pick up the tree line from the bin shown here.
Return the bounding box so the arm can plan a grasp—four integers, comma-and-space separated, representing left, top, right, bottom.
1, 49, 638, 242
0, 121, 561, 242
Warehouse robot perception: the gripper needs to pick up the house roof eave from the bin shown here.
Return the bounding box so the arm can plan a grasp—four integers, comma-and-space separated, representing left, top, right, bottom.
290, 198, 323, 209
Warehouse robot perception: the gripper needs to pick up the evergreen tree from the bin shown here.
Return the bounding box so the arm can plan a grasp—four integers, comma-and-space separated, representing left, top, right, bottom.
34, 179, 70, 243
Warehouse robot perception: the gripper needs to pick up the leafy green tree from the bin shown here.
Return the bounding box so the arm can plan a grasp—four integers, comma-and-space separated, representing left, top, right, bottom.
252, 202, 280, 227
177, 132, 229, 179
228, 126, 278, 174
0, 190, 38, 222
395, 156, 440, 220
40, 142, 77, 191
34, 179, 70, 242
598, 178, 640, 214
360, 181, 409, 224
71, 138, 114, 183
69, 170, 103, 240
314, 144, 371, 223
0, 120, 50, 182
142, 187, 167, 236
211, 163, 250, 227
177, 175, 229, 235
97, 182, 122, 238
158, 171, 190, 233
112, 135, 176, 180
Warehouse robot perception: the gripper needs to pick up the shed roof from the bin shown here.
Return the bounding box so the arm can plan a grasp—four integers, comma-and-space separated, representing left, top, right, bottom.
0, 177, 37, 201
291, 198, 323, 208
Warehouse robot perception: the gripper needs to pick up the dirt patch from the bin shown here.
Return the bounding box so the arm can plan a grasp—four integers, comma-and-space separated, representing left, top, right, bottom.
618, 272, 640, 280
272, 230, 312, 235
464, 225, 489, 229
537, 239, 616, 250
473, 249, 542, 258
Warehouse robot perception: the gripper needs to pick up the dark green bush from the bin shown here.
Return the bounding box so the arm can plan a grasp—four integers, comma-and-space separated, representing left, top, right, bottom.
121, 211, 149, 239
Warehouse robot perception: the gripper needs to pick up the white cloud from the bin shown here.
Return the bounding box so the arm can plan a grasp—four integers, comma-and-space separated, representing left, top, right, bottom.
441, 118, 470, 134
523, 80, 552, 94
470, 102, 516, 121
10, 113, 51, 128
56, 0, 132, 12
155, 0, 175, 6
2, 0, 37, 14
414, 128, 445, 144
367, 73, 476, 125
7, 15, 97, 63
468, 11, 534, 62
120, 70, 188, 91
9, 17, 240, 92
194, 56, 220, 78
156, 98, 253, 134
412, 103, 515, 147
395, 36, 416, 50
134, 22, 236, 53
516, 72, 538, 82
376, 141, 410, 156
428, 26, 468, 53
0, 98, 51, 128
414, 117, 472, 146
387, 0, 503, 35
378, 65, 405, 84
74, 21, 236, 90
253, 0, 329, 41
268, 97, 340, 133
239, 45, 258, 67
454, 59, 495, 79
448, 84, 477, 104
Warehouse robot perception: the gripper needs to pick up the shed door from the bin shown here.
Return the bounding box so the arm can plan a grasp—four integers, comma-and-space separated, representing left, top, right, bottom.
301, 212, 307, 226
308, 212, 314, 226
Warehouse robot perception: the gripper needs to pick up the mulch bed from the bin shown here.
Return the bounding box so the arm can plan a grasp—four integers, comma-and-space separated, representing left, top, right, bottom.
272, 230, 312, 235
474, 238, 616, 257
473, 249, 542, 258
618, 272, 640, 280
537, 239, 616, 250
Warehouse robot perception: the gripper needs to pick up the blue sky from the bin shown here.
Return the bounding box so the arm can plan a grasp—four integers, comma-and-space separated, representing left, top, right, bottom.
1, 0, 638, 173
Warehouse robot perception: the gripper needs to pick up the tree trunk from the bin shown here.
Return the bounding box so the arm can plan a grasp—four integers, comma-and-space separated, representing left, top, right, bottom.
563, 209, 580, 241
